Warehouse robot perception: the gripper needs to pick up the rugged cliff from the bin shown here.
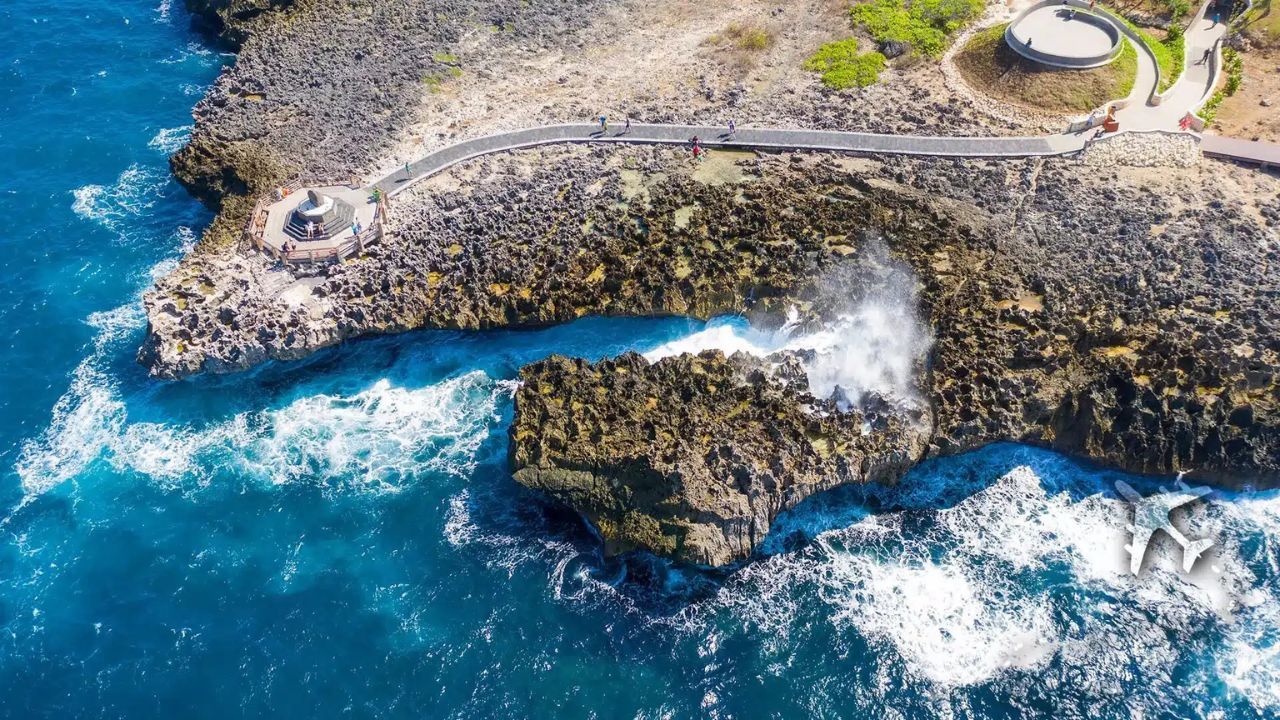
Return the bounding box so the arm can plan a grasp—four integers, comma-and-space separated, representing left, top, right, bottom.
502, 150, 1280, 564
510, 351, 931, 565
152, 0, 1280, 566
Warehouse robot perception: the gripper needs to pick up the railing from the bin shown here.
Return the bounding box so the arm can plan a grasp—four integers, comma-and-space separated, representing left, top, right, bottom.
1004, 3, 1124, 69
243, 177, 386, 266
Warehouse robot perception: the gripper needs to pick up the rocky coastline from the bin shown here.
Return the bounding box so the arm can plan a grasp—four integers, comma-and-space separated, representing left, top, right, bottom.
156, 0, 1280, 565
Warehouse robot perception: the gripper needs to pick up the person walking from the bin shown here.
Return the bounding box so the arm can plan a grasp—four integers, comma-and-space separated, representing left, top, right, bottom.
692, 144, 702, 160
727, 119, 736, 138
1200, 46, 1213, 64
623, 117, 631, 134
1212, 10, 1220, 26
404, 161, 411, 176
599, 114, 608, 132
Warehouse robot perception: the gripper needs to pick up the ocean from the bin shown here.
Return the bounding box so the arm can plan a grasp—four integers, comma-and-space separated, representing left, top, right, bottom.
0, 1, 1276, 717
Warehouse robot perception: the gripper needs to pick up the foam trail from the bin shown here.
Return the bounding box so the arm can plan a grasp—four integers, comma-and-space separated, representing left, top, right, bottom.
70, 164, 165, 237
148, 126, 191, 154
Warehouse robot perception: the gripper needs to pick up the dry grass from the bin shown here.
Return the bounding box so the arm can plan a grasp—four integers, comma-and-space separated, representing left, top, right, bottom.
954, 23, 1138, 113
704, 21, 778, 74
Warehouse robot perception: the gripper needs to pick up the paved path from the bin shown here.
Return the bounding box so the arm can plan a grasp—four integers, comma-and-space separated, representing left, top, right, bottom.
366, 2, 1269, 199
1202, 135, 1280, 165
1115, 1, 1228, 130
374, 123, 1088, 197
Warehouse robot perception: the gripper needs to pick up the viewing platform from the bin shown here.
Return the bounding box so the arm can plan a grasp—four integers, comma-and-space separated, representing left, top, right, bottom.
1005, 2, 1124, 69
245, 181, 384, 265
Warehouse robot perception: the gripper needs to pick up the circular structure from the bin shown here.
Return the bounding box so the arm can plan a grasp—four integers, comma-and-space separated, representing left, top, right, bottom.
1005, 2, 1123, 69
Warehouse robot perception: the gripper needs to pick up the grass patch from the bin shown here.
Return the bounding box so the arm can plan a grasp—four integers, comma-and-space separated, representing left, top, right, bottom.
432, 51, 460, 65
1240, 0, 1280, 45
804, 38, 887, 88
722, 21, 775, 51
850, 0, 986, 58
954, 23, 1138, 112
1114, 14, 1184, 92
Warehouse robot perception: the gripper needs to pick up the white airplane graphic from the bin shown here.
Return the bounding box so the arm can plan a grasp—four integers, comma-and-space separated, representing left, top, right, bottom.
1116, 478, 1214, 575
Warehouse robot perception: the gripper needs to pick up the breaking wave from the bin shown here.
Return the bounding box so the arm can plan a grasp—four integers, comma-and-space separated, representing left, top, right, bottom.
451, 453, 1274, 714
147, 125, 190, 154
70, 164, 166, 236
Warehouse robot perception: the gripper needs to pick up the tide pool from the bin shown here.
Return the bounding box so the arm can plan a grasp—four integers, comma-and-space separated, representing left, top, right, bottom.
0, 2, 1277, 718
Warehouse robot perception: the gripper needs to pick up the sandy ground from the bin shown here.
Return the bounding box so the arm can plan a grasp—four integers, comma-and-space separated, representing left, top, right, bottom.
1212, 43, 1280, 143
368, 0, 1035, 181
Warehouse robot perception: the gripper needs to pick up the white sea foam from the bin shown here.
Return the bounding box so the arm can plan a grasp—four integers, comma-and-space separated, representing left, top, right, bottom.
643, 321, 780, 362
624, 463, 1269, 703
70, 164, 164, 236
147, 125, 190, 154
643, 257, 930, 412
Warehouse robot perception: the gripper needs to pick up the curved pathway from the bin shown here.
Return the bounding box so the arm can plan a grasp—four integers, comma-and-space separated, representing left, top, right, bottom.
373, 123, 1088, 197
1115, 0, 1229, 130
369, 3, 1272, 199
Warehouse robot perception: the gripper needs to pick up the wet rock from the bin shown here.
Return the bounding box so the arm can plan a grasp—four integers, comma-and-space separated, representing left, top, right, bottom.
510, 351, 931, 566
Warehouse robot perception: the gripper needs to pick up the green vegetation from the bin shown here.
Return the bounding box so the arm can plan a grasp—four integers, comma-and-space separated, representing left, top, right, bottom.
432, 51, 460, 65
1240, 0, 1279, 44
804, 38, 888, 88
1160, 0, 1191, 22
954, 23, 1138, 112
422, 68, 462, 92
1114, 14, 1184, 92
1198, 47, 1243, 125
850, 0, 986, 58
723, 22, 775, 50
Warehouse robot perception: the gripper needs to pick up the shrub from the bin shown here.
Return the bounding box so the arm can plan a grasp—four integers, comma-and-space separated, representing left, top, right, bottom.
850, 0, 984, 58
1198, 48, 1243, 125
822, 52, 888, 88
804, 39, 887, 88
720, 22, 776, 51
803, 38, 863, 70
1163, 0, 1190, 21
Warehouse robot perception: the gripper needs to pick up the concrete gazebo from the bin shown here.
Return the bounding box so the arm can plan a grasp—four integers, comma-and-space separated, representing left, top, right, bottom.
252, 184, 381, 264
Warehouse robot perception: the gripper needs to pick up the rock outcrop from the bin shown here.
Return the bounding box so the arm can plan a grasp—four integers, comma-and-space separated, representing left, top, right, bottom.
500, 150, 1280, 564
152, 0, 1280, 566
510, 351, 931, 566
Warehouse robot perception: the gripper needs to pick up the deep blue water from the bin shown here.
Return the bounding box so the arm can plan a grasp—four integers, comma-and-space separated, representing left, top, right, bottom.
1, 1, 1278, 718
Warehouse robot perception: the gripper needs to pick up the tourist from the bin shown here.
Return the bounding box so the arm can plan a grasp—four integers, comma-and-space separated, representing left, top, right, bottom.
352, 221, 361, 236
404, 161, 411, 176
692, 144, 702, 160
599, 115, 608, 131
1212, 11, 1220, 26
305, 221, 315, 239
1200, 46, 1213, 65
727, 119, 736, 138
1089, 0, 1096, 11
624, 117, 631, 134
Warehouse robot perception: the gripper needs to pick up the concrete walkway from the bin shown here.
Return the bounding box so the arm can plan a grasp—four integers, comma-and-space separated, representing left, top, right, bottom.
374, 123, 1088, 197
1115, 1, 1228, 130
365, 2, 1265, 199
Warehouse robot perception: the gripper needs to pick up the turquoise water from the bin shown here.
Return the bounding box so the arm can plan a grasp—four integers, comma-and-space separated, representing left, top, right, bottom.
2, 1, 1278, 717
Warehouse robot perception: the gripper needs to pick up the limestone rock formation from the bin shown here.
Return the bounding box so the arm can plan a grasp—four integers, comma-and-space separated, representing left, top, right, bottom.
510, 350, 931, 565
